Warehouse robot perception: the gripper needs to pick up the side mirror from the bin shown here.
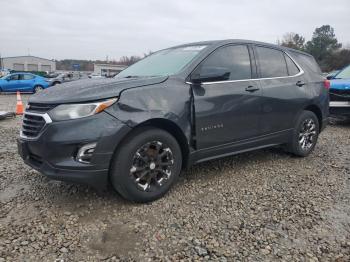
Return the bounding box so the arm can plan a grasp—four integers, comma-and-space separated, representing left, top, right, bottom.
326, 76, 333, 80
191, 66, 231, 84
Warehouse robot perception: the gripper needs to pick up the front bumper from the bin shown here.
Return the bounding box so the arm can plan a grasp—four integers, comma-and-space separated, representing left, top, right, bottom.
17, 111, 131, 189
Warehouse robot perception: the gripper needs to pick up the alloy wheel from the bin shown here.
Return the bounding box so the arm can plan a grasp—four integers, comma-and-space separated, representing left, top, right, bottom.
35, 86, 43, 93
130, 141, 174, 192
298, 118, 317, 150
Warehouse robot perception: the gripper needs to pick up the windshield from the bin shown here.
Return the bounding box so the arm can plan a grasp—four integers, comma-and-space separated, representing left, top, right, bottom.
117, 45, 208, 78
335, 65, 350, 79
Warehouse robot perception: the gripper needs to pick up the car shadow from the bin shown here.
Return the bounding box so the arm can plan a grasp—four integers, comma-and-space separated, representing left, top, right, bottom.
329, 117, 350, 127
37, 146, 292, 207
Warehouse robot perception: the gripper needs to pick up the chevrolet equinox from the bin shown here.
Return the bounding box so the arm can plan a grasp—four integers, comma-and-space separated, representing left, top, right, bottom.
18, 40, 329, 202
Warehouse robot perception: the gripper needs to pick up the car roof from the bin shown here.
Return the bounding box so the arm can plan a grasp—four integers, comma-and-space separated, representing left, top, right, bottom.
170, 39, 313, 57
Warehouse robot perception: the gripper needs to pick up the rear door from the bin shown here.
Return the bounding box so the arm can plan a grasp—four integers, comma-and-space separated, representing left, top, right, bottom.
191, 44, 263, 149
254, 45, 305, 134
20, 74, 36, 91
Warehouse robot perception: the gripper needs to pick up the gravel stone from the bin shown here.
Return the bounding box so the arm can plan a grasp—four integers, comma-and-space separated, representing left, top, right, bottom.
60, 247, 68, 253
194, 246, 208, 256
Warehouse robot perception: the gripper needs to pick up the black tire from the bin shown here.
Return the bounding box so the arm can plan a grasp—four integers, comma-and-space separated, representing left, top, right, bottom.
288, 110, 319, 157
110, 127, 182, 203
34, 85, 43, 93
52, 81, 61, 86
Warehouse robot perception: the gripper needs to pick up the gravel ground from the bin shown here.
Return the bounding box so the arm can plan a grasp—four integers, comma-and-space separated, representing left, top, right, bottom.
0, 94, 349, 261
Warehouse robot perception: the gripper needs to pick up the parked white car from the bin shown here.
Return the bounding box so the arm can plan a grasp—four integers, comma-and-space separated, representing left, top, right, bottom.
88, 73, 104, 79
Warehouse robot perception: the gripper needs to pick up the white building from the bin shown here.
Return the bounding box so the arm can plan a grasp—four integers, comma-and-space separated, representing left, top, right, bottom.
1, 56, 56, 72
94, 63, 126, 77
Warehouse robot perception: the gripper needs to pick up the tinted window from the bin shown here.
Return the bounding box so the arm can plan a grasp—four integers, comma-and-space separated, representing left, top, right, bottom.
336, 65, 350, 79
22, 74, 35, 80
9, 74, 19, 80
195, 45, 252, 81
291, 52, 321, 74
256, 46, 288, 78
285, 54, 300, 76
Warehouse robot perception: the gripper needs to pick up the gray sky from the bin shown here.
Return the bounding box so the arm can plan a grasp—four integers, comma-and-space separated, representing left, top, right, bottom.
1, 0, 349, 60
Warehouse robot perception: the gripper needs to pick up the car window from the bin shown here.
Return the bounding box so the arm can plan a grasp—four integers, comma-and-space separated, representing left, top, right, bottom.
336, 66, 350, 79
117, 45, 208, 78
256, 46, 288, 78
291, 52, 321, 75
285, 54, 300, 76
195, 45, 252, 81
22, 74, 35, 80
9, 74, 19, 80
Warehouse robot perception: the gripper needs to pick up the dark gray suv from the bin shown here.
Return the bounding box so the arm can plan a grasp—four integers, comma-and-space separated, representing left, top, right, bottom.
18, 40, 329, 202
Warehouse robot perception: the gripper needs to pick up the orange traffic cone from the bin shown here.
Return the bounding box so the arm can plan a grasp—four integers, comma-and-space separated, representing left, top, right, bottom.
16, 91, 24, 115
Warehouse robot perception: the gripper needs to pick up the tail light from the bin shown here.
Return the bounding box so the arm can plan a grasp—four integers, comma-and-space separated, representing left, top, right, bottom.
324, 79, 330, 89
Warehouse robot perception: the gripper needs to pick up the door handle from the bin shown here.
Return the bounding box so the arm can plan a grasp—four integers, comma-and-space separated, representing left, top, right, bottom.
245, 86, 260, 92
296, 81, 306, 87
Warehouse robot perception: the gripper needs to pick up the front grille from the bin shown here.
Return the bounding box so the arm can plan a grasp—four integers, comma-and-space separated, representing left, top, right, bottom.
27, 103, 56, 113
21, 114, 46, 138
330, 89, 350, 102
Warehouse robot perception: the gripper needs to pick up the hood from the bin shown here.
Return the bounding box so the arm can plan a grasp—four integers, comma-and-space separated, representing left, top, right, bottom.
330, 78, 350, 91
29, 76, 168, 104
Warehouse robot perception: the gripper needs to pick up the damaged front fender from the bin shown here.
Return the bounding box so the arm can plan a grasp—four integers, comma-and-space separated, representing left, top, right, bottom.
104, 77, 194, 151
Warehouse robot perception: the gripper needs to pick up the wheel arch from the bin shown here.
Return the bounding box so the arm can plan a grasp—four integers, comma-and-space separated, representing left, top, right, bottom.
111, 118, 190, 171
135, 118, 190, 170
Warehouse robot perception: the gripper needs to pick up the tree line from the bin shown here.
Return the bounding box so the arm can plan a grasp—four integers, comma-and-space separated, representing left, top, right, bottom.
56, 52, 152, 71
278, 25, 350, 72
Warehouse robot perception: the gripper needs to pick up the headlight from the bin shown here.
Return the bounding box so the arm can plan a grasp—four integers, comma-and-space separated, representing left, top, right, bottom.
49, 98, 118, 121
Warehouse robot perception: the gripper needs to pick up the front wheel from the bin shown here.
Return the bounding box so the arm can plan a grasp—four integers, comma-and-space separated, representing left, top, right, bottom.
288, 110, 319, 157
110, 127, 182, 203
33, 85, 43, 93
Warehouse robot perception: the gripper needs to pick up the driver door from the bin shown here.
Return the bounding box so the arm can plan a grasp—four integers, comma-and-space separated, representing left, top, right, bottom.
3, 74, 21, 92
191, 44, 263, 149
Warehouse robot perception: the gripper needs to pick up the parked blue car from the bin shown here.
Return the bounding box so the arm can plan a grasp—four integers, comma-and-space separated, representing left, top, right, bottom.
0, 73, 50, 93
328, 65, 350, 119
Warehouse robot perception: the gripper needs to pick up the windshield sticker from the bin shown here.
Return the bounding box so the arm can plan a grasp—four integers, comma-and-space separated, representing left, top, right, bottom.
182, 45, 207, 51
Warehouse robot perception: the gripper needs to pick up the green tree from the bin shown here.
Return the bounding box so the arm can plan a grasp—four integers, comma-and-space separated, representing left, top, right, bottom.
280, 32, 305, 51
326, 49, 350, 71
305, 25, 342, 71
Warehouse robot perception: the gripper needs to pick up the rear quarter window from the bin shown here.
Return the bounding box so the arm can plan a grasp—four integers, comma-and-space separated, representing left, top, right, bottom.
284, 54, 300, 76
290, 52, 321, 75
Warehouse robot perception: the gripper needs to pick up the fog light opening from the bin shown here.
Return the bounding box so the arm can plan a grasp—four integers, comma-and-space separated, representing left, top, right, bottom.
76, 143, 97, 164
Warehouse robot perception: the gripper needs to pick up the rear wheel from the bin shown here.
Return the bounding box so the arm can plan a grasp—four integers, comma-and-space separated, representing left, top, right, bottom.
110, 127, 182, 203
288, 110, 319, 157
34, 85, 43, 93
